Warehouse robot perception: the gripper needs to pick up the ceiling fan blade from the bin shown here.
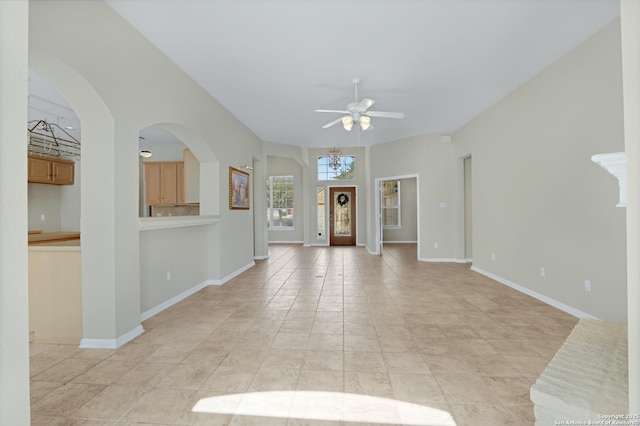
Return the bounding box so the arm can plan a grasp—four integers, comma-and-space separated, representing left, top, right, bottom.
315, 109, 350, 114
366, 111, 404, 119
356, 98, 375, 112
364, 124, 375, 132
322, 117, 344, 129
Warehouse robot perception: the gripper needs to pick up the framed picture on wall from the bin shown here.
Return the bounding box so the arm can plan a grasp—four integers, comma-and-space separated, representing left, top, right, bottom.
229, 166, 250, 210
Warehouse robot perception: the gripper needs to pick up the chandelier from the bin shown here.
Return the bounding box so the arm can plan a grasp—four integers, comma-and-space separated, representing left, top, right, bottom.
328, 147, 341, 170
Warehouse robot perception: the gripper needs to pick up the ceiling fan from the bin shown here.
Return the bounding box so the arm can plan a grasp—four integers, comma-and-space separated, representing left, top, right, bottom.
315, 78, 404, 132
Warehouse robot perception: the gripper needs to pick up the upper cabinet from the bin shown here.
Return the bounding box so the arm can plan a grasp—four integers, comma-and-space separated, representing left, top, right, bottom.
144, 163, 162, 206
144, 161, 185, 206
28, 155, 74, 185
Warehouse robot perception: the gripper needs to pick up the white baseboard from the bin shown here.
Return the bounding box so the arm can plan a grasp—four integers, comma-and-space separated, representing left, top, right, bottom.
268, 241, 304, 244
470, 266, 599, 319
81, 262, 259, 349
382, 240, 418, 244
141, 280, 210, 321
419, 257, 458, 263
140, 260, 255, 323
209, 261, 256, 285
79, 324, 144, 349
254, 255, 269, 260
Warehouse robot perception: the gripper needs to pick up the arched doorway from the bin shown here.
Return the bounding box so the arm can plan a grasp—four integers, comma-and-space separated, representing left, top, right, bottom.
27, 68, 83, 344
29, 50, 129, 347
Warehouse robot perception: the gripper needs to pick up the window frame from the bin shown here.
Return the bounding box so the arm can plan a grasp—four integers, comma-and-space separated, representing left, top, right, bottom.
317, 155, 356, 181
266, 175, 294, 231
381, 180, 401, 230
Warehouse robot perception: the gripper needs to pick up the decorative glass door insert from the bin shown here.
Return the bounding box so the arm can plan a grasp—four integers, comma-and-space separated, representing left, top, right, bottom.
329, 187, 356, 246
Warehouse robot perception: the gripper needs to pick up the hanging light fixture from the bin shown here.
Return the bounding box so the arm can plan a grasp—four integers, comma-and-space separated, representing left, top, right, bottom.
328, 147, 341, 170
139, 135, 152, 158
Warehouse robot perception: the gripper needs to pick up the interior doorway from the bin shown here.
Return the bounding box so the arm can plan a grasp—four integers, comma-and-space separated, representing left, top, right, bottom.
329, 186, 356, 246
374, 174, 419, 257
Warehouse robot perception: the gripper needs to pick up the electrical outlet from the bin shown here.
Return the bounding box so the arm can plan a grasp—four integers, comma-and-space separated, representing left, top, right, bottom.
434, 242, 438, 249
585, 280, 591, 292
491, 253, 495, 261
540, 267, 545, 277
166, 271, 172, 280
40, 214, 46, 221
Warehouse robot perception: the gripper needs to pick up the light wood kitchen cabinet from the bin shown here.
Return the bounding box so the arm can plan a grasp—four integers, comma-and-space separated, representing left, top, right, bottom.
144, 163, 161, 205
28, 155, 74, 185
52, 161, 74, 185
144, 161, 184, 206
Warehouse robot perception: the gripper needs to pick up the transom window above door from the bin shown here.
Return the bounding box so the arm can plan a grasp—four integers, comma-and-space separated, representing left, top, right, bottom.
317, 155, 355, 181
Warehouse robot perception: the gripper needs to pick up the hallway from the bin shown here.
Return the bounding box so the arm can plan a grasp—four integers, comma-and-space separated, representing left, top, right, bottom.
29, 244, 577, 425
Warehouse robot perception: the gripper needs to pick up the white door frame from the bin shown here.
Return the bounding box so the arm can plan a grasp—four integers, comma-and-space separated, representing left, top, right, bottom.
374, 173, 419, 257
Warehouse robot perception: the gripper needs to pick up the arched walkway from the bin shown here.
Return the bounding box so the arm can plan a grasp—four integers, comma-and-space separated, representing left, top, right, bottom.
30, 50, 140, 348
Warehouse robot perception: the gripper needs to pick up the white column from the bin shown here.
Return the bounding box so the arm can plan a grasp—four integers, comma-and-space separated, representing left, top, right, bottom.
0, 1, 31, 424
253, 156, 269, 258
621, 0, 640, 413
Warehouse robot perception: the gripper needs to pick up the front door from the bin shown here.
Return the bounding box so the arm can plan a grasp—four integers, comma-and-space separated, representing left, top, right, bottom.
329, 187, 356, 246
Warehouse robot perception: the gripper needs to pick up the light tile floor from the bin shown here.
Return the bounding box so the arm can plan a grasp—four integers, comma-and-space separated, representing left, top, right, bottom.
29, 244, 577, 425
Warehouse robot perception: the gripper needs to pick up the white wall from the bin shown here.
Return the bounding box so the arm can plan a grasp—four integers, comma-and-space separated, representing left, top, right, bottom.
60, 160, 81, 231
369, 135, 456, 260
463, 157, 472, 260
140, 227, 209, 313
28, 184, 61, 232
454, 19, 626, 323
620, 0, 640, 410
0, 1, 30, 423
140, 144, 185, 162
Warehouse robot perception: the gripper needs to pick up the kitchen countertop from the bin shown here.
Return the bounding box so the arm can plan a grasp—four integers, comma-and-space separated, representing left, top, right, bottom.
28, 231, 80, 245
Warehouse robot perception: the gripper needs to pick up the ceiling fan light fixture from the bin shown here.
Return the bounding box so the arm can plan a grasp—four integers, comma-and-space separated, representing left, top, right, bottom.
359, 115, 371, 131
342, 116, 354, 131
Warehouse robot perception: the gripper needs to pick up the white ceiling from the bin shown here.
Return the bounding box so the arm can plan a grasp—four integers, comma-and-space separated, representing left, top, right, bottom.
30, 1, 621, 150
